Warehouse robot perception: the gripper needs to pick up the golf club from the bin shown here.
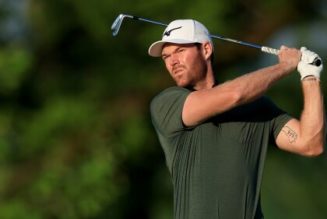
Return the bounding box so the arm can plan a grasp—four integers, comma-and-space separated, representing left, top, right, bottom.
111, 13, 321, 66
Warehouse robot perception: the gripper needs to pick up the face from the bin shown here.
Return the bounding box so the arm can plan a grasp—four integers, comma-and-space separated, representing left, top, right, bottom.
161, 43, 208, 88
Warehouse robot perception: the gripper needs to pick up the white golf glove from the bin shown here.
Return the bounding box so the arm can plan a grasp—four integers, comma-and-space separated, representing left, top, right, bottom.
297, 47, 323, 80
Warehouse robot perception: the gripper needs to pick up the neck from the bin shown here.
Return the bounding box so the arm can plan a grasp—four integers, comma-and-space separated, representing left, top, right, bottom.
193, 66, 216, 91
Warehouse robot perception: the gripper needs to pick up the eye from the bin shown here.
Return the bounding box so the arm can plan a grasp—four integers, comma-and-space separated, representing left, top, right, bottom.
177, 47, 185, 53
162, 54, 169, 61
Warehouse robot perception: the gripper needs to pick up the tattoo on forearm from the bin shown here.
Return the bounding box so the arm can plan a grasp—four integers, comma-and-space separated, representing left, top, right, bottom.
281, 126, 298, 143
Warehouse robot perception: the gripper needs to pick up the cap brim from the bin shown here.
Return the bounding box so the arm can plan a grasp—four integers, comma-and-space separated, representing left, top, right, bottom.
148, 39, 196, 57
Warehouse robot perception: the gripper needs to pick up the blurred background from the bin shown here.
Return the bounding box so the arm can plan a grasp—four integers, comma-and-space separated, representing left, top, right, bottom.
0, 0, 326, 218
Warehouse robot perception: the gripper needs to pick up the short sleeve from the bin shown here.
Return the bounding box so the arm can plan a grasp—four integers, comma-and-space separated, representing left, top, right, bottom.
266, 98, 293, 141
150, 86, 190, 137
272, 115, 292, 139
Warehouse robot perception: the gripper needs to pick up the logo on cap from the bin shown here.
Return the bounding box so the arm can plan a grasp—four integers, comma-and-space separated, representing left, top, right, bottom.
163, 26, 182, 37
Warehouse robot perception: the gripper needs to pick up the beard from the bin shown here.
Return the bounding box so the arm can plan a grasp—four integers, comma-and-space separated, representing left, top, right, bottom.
174, 59, 208, 89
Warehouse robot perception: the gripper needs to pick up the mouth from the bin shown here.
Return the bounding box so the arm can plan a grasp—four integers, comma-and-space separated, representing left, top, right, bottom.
172, 66, 185, 75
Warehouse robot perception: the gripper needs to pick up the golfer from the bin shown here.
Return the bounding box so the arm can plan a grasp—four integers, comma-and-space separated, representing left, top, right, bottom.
148, 19, 325, 219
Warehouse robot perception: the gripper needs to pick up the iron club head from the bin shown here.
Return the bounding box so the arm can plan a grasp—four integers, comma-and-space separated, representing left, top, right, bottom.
111, 14, 124, 36
111, 14, 133, 36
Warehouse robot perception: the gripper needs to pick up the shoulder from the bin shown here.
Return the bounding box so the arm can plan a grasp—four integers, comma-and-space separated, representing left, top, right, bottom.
236, 96, 283, 114
150, 86, 191, 135
257, 97, 293, 138
150, 86, 191, 110
252, 96, 286, 115
152, 86, 191, 101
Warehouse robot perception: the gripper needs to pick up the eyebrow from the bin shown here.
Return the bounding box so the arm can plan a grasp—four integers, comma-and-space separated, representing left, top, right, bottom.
161, 45, 182, 58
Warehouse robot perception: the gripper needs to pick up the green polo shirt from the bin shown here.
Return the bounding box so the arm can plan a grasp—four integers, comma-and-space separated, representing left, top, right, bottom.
150, 86, 292, 219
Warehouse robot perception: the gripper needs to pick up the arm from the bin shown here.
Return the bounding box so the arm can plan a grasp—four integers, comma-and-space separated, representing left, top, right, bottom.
182, 46, 301, 127
276, 77, 325, 156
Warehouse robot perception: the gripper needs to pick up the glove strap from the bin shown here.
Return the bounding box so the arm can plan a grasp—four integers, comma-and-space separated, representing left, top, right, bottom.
302, 75, 320, 82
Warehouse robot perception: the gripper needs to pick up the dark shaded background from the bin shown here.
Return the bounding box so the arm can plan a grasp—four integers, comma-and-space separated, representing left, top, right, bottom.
0, 0, 326, 218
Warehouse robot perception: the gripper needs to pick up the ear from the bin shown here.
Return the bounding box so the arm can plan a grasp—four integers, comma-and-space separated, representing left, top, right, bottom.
201, 42, 213, 60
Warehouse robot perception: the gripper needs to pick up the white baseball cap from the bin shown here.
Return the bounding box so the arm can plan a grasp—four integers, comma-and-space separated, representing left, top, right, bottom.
148, 19, 213, 57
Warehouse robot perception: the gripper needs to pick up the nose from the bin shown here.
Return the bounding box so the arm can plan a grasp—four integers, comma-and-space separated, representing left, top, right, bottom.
169, 53, 179, 67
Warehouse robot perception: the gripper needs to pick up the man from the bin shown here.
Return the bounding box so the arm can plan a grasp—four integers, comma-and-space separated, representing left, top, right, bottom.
148, 19, 325, 219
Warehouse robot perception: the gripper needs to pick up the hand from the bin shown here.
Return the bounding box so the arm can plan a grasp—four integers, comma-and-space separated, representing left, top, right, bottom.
278, 46, 301, 72
297, 47, 323, 80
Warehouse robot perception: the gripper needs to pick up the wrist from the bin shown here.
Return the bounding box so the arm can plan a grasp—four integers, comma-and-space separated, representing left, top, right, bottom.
302, 75, 320, 82
278, 62, 296, 74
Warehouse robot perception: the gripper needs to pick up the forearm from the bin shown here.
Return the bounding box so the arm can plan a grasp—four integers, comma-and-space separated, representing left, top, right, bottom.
299, 77, 325, 154
278, 77, 326, 156
223, 62, 294, 104
183, 63, 293, 126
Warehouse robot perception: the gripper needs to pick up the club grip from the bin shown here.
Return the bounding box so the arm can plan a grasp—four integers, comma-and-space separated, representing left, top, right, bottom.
261, 46, 322, 66
261, 46, 279, 55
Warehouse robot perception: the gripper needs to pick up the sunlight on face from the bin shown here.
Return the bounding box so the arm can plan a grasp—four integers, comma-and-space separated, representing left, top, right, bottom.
161, 43, 208, 88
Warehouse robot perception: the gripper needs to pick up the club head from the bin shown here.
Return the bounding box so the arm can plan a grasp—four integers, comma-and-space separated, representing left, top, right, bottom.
111, 14, 133, 36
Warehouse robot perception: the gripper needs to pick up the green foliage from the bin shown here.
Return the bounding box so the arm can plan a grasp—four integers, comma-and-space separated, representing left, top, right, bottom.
0, 0, 326, 219
0, 46, 32, 94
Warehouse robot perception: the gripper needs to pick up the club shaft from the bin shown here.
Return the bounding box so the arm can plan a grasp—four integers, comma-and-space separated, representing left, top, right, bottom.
210, 34, 261, 49
112, 13, 323, 66
210, 34, 279, 55
132, 16, 167, 27
115, 14, 279, 56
